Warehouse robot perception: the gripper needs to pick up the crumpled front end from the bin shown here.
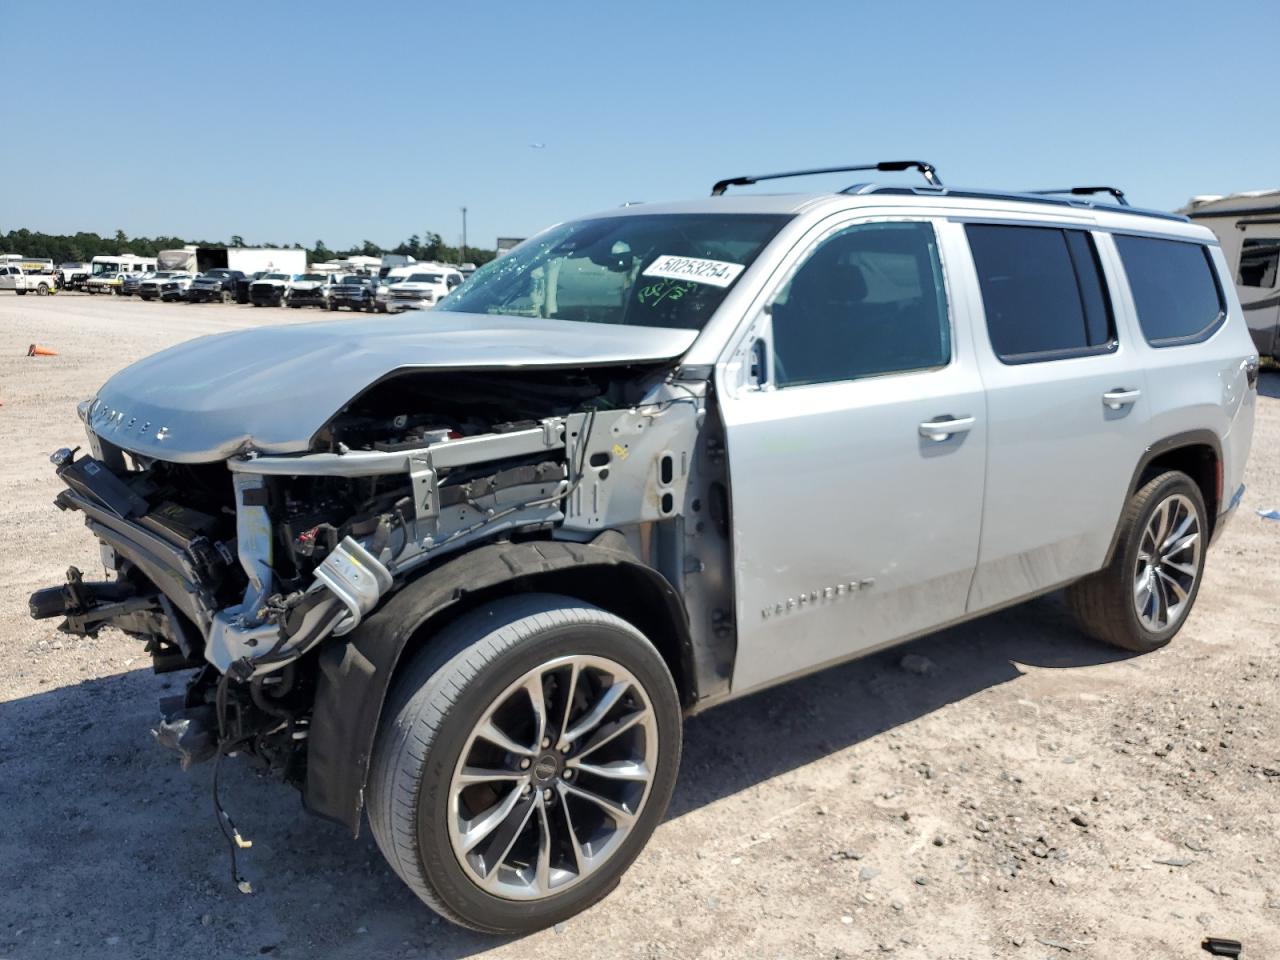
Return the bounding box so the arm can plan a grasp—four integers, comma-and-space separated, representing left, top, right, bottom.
30, 358, 703, 777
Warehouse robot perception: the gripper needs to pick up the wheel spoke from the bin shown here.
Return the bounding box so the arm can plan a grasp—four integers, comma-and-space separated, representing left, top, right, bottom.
1161, 511, 1195, 553
553, 661, 580, 743
561, 781, 637, 826
1163, 531, 1199, 559
569, 758, 650, 781
460, 785, 526, 854
476, 791, 538, 877
476, 719, 536, 758
534, 798, 553, 894
574, 709, 647, 760
1148, 502, 1168, 550
522, 674, 548, 749
1155, 567, 1189, 605
562, 680, 630, 746
1162, 558, 1197, 577
1153, 571, 1169, 628
456, 766, 525, 786
556, 785, 588, 878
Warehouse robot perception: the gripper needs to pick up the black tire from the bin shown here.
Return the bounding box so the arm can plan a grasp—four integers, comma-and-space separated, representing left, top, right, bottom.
16, 289, 26, 296
36, 283, 49, 296
367, 593, 682, 935
1068, 471, 1208, 653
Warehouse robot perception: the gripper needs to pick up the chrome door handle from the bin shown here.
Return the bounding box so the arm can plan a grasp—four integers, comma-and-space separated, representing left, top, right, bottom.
1102, 388, 1141, 410
919, 415, 975, 441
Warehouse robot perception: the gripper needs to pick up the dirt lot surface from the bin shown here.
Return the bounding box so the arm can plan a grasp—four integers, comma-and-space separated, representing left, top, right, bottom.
1, 293, 1278, 960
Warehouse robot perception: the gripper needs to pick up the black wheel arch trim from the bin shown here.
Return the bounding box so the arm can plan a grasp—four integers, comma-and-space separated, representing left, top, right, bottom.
301, 530, 695, 835
1103, 429, 1223, 565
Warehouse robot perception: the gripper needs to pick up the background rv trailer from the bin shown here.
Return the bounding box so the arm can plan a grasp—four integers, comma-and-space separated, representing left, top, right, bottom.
157, 246, 307, 277
1186, 189, 1280, 359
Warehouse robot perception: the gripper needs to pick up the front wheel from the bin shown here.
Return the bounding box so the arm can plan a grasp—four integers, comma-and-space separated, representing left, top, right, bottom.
368, 594, 682, 934
1068, 471, 1208, 653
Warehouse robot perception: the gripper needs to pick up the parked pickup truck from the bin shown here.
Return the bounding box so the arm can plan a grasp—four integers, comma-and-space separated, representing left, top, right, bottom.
0, 265, 54, 295
138, 272, 189, 301
85, 272, 126, 295
328, 275, 378, 312
285, 272, 334, 308
384, 267, 464, 312
187, 269, 247, 304
235, 271, 265, 305
249, 272, 294, 307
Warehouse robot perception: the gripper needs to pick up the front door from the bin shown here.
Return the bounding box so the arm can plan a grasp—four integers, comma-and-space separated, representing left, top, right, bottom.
718, 218, 987, 695
1237, 225, 1280, 357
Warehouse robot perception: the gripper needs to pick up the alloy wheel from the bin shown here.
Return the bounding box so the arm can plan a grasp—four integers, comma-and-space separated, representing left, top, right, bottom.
1133, 492, 1201, 631
447, 654, 658, 901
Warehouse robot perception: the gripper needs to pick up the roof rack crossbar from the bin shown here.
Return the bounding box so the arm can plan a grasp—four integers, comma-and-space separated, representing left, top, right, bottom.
711, 160, 941, 196
1026, 186, 1129, 206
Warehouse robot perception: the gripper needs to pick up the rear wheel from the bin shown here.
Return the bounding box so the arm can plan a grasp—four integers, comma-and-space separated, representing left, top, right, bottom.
36, 283, 48, 296
368, 594, 682, 934
1068, 471, 1207, 653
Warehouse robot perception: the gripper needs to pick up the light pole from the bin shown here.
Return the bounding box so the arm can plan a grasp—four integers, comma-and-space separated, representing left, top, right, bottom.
460, 206, 467, 265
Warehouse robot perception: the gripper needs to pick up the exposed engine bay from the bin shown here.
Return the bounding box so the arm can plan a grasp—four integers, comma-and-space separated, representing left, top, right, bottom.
29, 361, 723, 785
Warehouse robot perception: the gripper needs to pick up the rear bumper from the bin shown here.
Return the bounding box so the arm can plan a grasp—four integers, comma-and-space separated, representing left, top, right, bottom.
1211, 483, 1245, 546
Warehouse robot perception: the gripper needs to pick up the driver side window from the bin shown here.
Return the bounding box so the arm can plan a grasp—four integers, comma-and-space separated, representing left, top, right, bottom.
771, 221, 951, 388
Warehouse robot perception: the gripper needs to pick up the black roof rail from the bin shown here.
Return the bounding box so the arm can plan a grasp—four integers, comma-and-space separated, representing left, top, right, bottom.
711, 160, 941, 197
1026, 186, 1129, 206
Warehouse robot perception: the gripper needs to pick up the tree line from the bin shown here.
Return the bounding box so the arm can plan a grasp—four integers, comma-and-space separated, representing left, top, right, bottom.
0, 228, 497, 268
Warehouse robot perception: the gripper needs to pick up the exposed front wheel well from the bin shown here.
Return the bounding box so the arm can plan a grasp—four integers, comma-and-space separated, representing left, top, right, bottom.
396, 561, 693, 708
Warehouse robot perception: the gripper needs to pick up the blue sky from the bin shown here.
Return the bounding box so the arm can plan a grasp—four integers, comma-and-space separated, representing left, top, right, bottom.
2, 0, 1273, 251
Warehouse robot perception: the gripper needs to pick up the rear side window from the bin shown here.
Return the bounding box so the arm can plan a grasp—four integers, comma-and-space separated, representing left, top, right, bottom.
1114, 235, 1225, 346
1238, 237, 1280, 289
965, 224, 1115, 363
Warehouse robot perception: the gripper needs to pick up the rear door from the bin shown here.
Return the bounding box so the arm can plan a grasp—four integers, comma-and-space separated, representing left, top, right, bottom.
718, 217, 988, 695
1236, 226, 1280, 357
958, 221, 1153, 613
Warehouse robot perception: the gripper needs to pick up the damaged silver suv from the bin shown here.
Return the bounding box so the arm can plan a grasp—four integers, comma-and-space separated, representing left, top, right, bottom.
30, 162, 1257, 933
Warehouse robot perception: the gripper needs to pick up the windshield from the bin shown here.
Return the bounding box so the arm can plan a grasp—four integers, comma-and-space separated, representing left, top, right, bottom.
264, 273, 290, 281
297, 273, 326, 282
407, 273, 444, 283
337, 276, 362, 285
382, 276, 405, 286
438, 213, 788, 329
92, 262, 119, 275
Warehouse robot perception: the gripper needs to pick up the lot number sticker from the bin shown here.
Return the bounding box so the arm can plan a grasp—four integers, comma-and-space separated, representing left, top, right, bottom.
642, 255, 744, 288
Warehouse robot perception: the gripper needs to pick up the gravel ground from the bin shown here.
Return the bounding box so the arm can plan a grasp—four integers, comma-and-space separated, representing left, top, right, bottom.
2, 293, 1278, 960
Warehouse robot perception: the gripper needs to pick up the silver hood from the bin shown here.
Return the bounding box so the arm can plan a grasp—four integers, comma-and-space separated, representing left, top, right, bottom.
87, 313, 697, 463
